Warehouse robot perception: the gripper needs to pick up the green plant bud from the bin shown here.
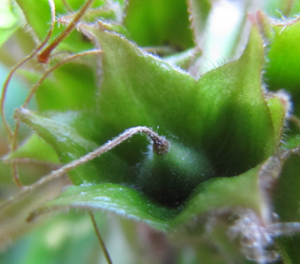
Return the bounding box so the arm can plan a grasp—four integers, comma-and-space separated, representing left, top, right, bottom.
138, 139, 215, 207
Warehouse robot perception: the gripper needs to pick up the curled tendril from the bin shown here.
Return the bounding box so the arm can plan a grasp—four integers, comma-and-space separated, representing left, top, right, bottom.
0, 0, 56, 144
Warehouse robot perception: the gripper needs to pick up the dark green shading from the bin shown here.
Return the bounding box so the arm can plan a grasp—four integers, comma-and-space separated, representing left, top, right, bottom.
273, 153, 300, 222
273, 153, 300, 264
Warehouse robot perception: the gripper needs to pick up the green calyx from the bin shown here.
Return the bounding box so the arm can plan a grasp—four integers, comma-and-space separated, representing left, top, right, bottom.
13, 24, 287, 208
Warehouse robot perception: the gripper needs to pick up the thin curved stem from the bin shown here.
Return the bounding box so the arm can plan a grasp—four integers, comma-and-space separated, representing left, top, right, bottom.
89, 211, 113, 264
0, 0, 56, 144
61, 0, 73, 12
12, 162, 22, 188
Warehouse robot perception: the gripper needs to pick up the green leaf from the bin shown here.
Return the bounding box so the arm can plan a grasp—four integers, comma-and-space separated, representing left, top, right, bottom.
263, 18, 300, 145
20, 62, 99, 112
124, 0, 194, 52
173, 165, 265, 226
266, 94, 287, 144
273, 153, 300, 222
5, 134, 60, 164
36, 63, 99, 112
89, 22, 199, 172
15, 108, 97, 184
91, 24, 281, 168
14, 109, 136, 185
31, 183, 180, 230
272, 153, 300, 263
32, 163, 267, 232
190, 26, 278, 176
265, 19, 300, 117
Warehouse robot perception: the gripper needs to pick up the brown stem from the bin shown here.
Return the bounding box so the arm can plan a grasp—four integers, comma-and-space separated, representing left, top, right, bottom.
12, 162, 22, 188
37, 0, 95, 63
289, 115, 300, 130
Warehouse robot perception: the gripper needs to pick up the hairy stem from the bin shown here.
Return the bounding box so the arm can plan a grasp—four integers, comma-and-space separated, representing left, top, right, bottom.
1, 126, 169, 211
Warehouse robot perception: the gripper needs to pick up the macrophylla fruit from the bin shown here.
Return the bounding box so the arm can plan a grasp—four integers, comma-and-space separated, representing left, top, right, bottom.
138, 139, 215, 206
